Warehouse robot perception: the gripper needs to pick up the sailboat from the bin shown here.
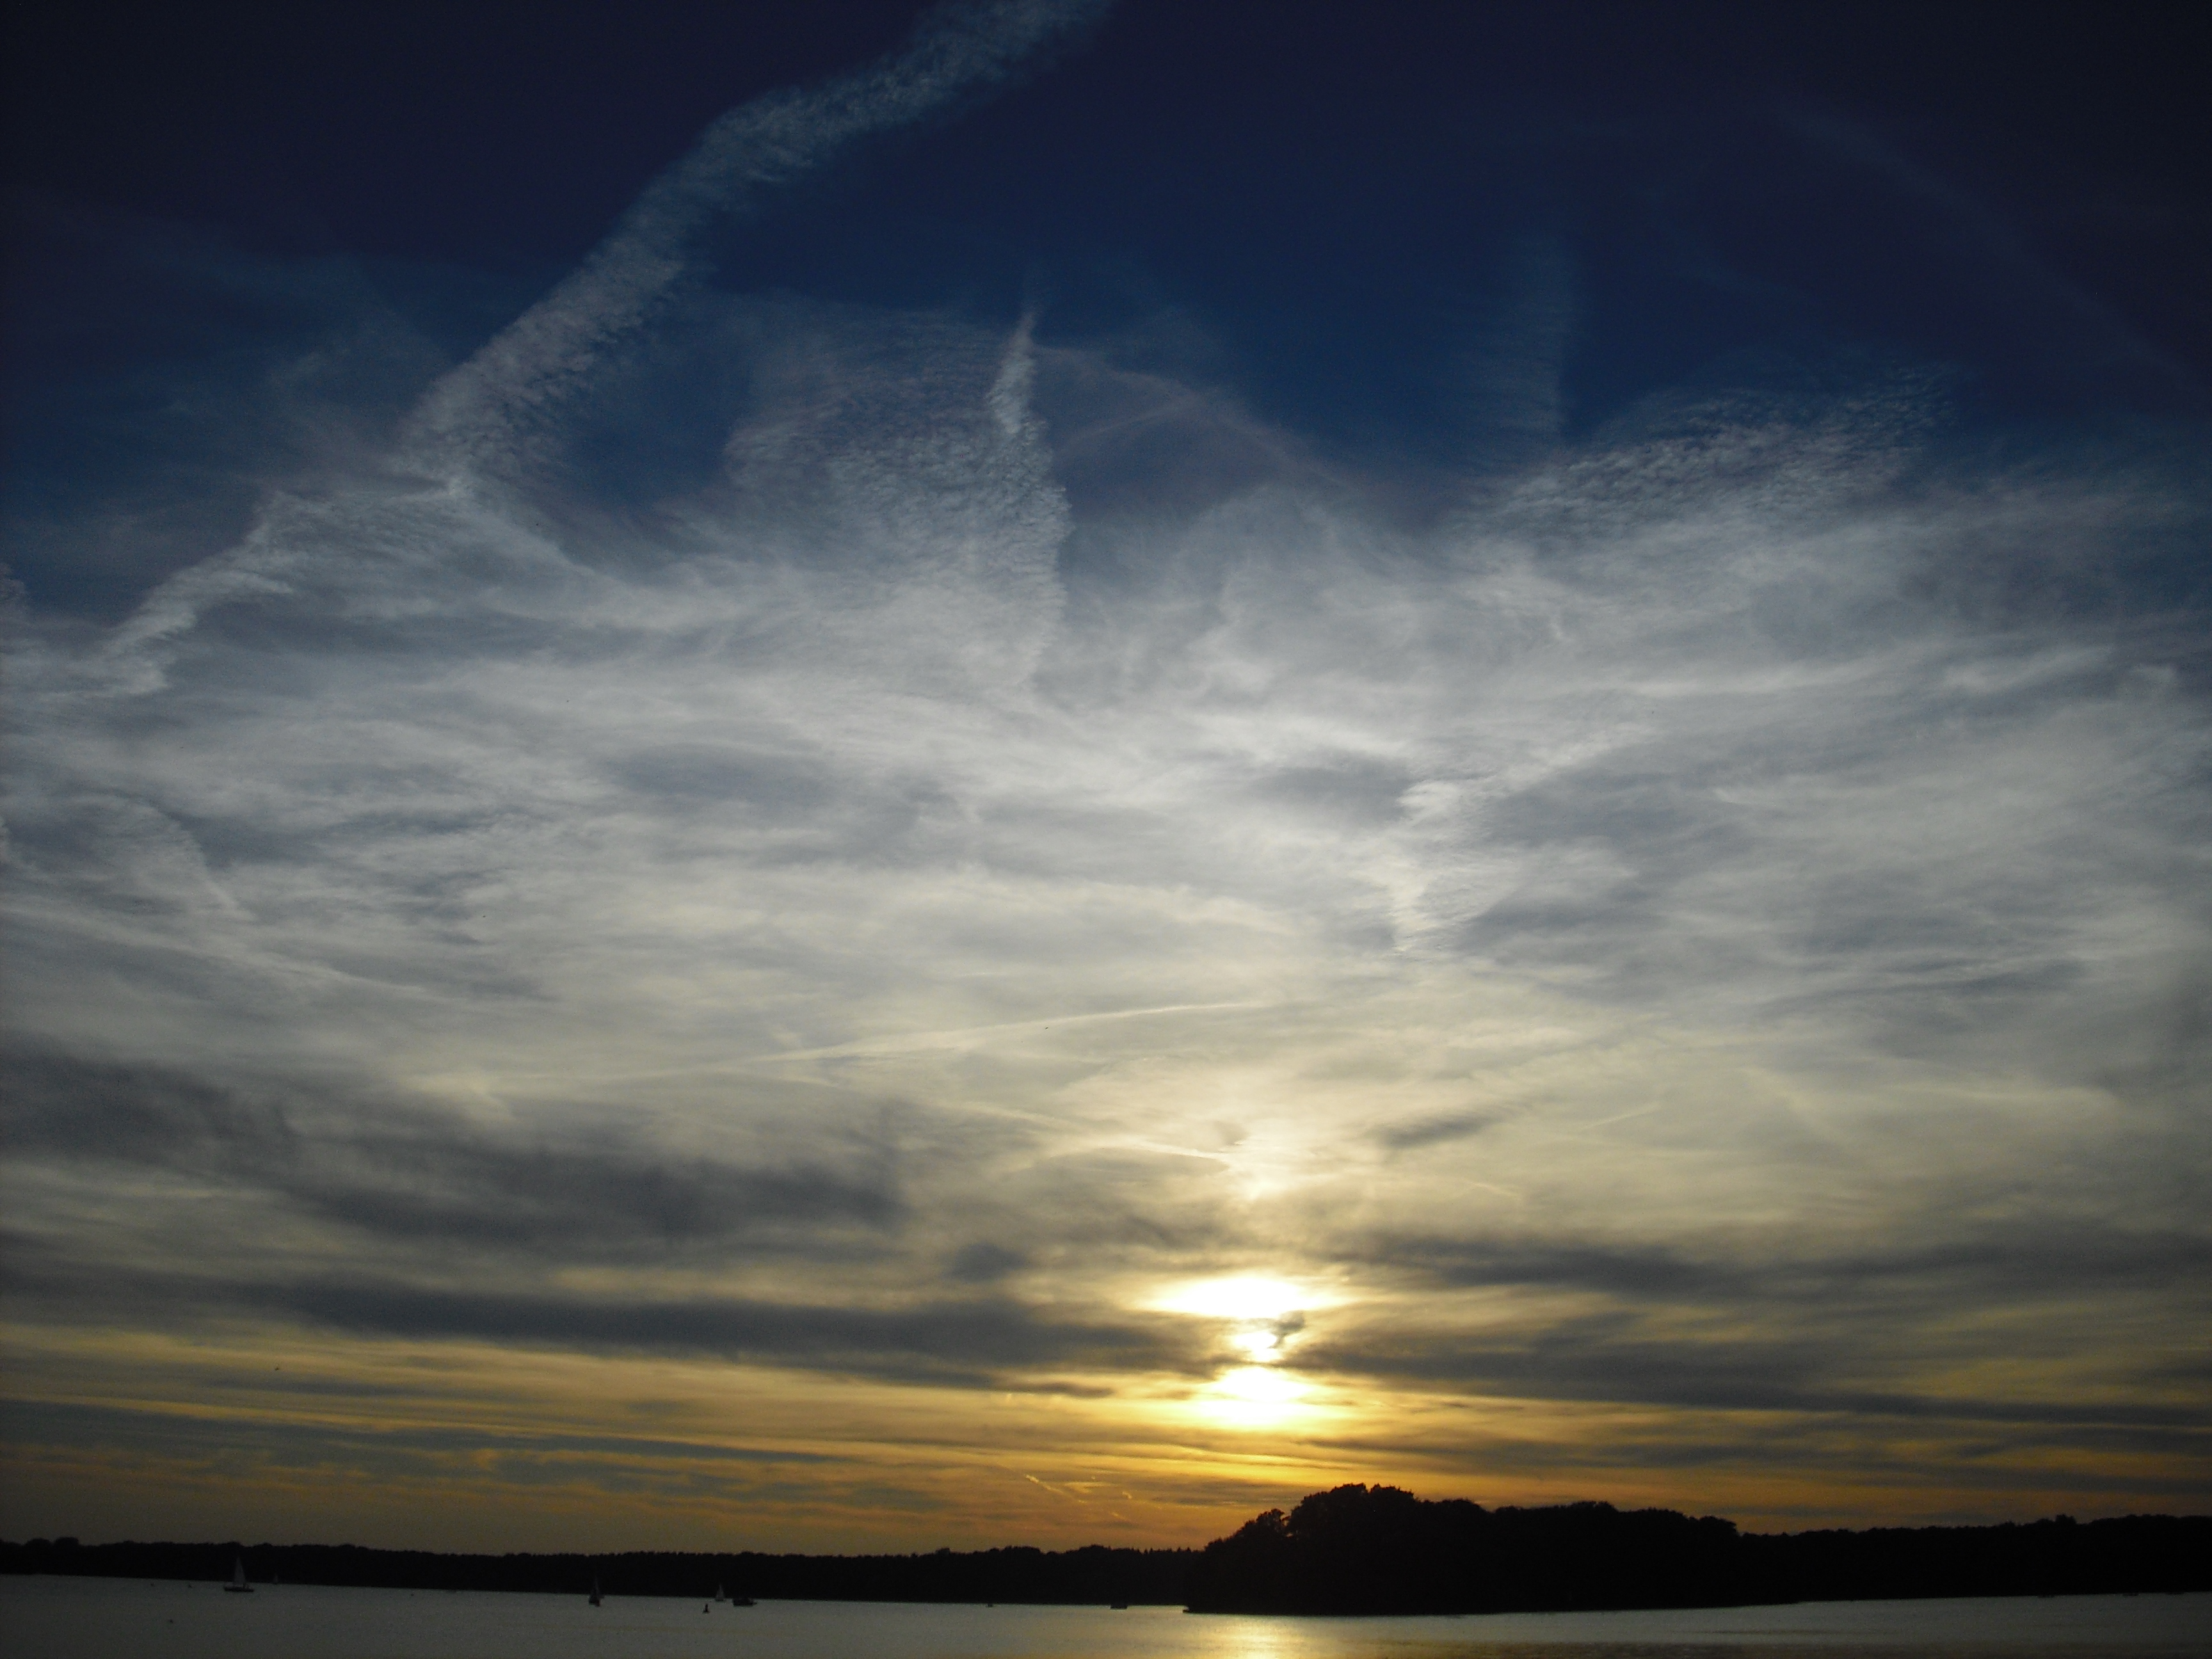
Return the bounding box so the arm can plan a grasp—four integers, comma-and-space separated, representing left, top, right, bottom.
588, 1575, 602, 1608
223, 1556, 253, 1594
714, 1582, 727, 1603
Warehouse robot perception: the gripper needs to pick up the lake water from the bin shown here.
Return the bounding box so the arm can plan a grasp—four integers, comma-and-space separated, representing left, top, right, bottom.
3, 1576, 2206, 1659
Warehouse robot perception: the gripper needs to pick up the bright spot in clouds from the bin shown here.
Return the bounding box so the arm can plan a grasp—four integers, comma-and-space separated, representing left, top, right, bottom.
1198, 1366, 1315, 1430
1153, 1276, 1324, 1366
1151, 1277, 1316, 1323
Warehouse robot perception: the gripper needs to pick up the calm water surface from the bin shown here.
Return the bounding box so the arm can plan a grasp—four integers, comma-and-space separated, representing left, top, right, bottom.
4, 1576, 2206, 1659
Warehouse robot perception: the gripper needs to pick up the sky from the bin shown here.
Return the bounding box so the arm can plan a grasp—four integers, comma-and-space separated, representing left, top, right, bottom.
3, 0, 2208, 1553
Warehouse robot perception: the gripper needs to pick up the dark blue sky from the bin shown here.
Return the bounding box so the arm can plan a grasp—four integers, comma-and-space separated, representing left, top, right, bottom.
9, 3, 2208, 609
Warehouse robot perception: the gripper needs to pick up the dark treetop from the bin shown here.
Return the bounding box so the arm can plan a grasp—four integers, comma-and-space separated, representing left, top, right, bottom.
1182, 1486, 2212, 1614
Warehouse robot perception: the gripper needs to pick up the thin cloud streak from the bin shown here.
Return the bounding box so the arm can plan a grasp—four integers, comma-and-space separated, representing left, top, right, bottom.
411, 0, 1113, 479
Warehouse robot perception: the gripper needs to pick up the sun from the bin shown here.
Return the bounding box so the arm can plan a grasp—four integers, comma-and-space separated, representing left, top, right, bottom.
1150, 1274, 1331, 1360
1149, 1275, 1313, 1322
1148, 1276, 1333, 1428
1150, 1275, 1327, 1358
1195, 1365, 1312, 1428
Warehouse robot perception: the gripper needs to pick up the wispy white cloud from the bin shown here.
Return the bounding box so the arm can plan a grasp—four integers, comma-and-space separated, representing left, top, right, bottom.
410, 0, 1112, 481
11, 299, 2205, 1371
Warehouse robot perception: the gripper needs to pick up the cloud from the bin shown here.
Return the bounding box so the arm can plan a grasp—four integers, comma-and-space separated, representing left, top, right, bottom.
411, 0, 1113, 481
2, 1399, 844, 1473
2, 1048, 901, 1257
4, 0, 2209, 1532
244, 1280, 1192, 1388
10, 325, 2207, 1354
1371, 1110, 1508, 1152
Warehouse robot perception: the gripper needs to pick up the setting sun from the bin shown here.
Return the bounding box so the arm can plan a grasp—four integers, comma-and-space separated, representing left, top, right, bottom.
1150, 1276, 1329, 1371
1196, 1365, 1313, 1429
1150, 1276, 1317, 1322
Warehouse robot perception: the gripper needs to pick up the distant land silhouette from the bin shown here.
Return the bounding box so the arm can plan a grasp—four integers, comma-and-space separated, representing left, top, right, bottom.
6, 1486, 2208, 1613
0, 1535, 1193, 1606
1182, 1486, 2209, 1612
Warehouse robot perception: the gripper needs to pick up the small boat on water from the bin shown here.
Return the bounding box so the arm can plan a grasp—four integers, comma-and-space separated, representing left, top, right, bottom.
223, 1557, 253, 1595
714, 1582, 727, 1603
588, 1576, 602, 1608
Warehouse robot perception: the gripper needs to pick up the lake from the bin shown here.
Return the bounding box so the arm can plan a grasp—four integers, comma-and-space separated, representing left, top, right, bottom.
3, 1576, 2206, 1658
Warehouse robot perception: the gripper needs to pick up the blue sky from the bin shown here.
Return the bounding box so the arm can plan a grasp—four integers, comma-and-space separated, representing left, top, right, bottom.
3, 1, 2207, 1551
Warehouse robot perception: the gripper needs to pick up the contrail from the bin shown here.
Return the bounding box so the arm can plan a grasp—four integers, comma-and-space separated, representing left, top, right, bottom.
408, 0, 1112, 481
95, 1, 1105, 693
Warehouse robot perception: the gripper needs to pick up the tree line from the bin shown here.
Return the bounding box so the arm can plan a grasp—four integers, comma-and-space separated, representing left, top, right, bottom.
0, 1535, 1194, 1604
6, 1485, 2207, 1612
1181, 1484, 2209, 1612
